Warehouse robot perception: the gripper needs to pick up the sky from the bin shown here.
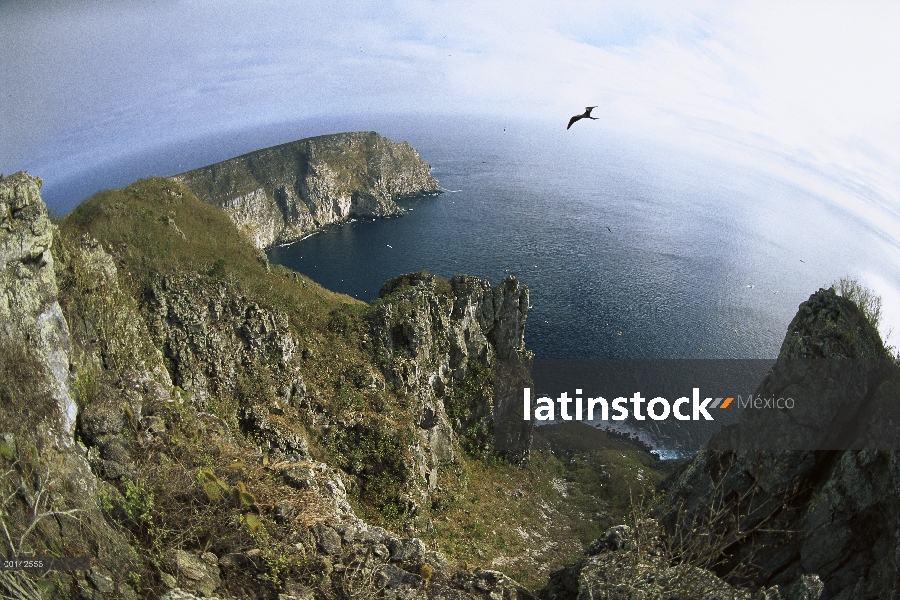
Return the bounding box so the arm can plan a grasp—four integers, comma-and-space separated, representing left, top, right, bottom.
1, 0, 899, 332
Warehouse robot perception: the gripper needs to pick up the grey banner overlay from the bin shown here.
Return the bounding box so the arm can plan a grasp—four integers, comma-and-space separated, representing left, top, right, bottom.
494, 359, 900, 453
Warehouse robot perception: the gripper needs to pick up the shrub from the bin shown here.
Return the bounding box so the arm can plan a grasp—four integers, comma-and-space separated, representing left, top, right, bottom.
832, 276, 883, 328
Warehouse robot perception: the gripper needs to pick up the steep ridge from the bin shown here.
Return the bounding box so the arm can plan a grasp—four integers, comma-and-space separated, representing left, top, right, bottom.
657, 289, 899, 599
1, 173, 140, 598
5, 134, 896, 599
173, 131, 441, 248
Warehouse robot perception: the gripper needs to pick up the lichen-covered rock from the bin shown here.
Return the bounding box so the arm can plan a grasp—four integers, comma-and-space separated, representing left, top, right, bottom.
142, 271, 302, 406
163, 549, 222, 598
174, 131, 441, 248
448, 569, 536, 599
539, 522, 822, 600
358, 271, 533, 533
0, 172, 76, 433
369, 271, 533, 465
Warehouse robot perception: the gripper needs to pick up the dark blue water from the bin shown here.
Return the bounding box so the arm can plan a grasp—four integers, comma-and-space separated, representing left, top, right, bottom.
254, 117, 898, 359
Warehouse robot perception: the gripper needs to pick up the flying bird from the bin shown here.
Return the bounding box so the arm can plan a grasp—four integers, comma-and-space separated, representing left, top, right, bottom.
606, 226, 612, 233
567, 106, 598, 130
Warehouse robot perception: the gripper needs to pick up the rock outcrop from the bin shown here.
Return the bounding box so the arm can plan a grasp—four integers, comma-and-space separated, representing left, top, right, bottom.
538, 521, 825, 600
10, 162, 897, 600
173, 131, 441, 248
142, 272, 302, 408
368, 271, 533, 471
1, 172, 76, 433
658, 288, 900, 599
4, 172, 539, 598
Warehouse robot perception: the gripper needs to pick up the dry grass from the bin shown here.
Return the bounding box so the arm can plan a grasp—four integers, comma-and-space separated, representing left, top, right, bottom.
426, 423, 666, 590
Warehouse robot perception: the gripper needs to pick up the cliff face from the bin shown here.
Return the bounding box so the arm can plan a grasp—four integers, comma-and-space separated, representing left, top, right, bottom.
16, 145, 897, 599
0, 174, 139, 599
0, 173, 76, 434
367, 271, 533, 496
538, 289, 898, 600
173, 131, 441, 248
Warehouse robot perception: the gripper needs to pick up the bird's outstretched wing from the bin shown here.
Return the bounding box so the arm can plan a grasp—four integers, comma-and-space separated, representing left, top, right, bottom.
567, 115, 581, 130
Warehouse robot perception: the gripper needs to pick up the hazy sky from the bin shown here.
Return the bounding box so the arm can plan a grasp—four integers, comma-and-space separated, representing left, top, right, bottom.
2, 0, 900, 337
1, 0, 898, 221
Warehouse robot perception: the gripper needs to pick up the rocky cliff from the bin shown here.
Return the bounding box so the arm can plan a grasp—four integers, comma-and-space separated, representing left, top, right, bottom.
1, 173, 140, 598
536, 288, 899, 600
173, 131, 441, 248
1, 172, 543, 599
6, 150, 897, 599
656, 288, 899, 599
368, 271, 533, 468
1, 173, 76, 434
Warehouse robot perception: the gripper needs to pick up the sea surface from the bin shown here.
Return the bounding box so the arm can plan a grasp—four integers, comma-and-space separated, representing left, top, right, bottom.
267, 117, 900, 360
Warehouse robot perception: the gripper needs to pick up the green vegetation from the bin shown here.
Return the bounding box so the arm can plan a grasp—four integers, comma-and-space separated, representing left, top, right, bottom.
0, 341, 57, 436
444, 360, 495, 456
323, 419, 416, 524
832, 276, 883, 329
376, 270, 454, 300
0, 338, 116, 596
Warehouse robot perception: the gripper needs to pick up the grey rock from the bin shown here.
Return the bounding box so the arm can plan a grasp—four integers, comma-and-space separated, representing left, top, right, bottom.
141, 271, 309, 455
159, 590, 223, 600
282, 466, 317, 490
141, 414, 166, 435
218, 552, 256, 571
374, 564, 424, 590
540, 518, 763, 600
450, 569, 535, 599
278, 582, 316, 600
118, 582, 138, 600
763, 574, 825, 600
425, 549, 451, 572
658, 289, 900, 599
79, 402, 125, 442
86, 570, 115, 594
585, 524, 633, 555
314, 523, 343, 555
0, 172, 77, 433
334, 522, 358, 543
98, 437, 131, 464
369, 271, 533, 469
388, 537, 426, 563
274, 503, 298, 525
164, 549, 222, 598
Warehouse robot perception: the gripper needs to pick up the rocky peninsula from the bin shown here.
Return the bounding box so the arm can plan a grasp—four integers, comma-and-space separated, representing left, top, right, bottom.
173, 132, 441, 249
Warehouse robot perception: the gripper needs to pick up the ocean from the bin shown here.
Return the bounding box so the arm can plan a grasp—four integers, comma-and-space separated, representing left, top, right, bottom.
266, 116, 899, 360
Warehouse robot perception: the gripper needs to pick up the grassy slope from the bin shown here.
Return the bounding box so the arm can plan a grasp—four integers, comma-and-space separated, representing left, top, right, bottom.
58, 177, 665, 592
433, 422, 666, 588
